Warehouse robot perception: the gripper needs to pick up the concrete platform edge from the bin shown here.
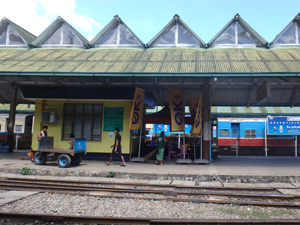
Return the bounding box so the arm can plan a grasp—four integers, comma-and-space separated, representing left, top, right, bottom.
1, 166, 300, 183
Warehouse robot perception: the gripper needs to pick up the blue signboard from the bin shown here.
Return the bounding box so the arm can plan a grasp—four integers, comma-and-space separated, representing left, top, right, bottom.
267, 116, 300, 135
212, 126, 217, 138
150, 124, 192, 135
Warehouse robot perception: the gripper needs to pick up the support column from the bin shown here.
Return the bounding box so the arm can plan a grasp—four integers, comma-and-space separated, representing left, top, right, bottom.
6, 85, 19, 152
202, 79, 211, 160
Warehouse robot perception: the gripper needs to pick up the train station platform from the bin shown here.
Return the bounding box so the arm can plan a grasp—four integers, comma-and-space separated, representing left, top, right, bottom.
0, 151, 300, 183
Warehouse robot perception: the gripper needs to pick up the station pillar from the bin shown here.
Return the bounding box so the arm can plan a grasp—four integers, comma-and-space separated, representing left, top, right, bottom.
202, 79, 211, 160
6, 85, 19, 152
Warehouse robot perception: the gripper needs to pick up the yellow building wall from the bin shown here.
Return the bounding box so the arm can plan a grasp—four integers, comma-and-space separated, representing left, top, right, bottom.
32, 100, 132, 154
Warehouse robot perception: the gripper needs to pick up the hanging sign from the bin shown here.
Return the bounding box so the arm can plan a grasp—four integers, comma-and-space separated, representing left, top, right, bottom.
256, 79, 270, 105
129, 88, 145, 130
189, 96, 202, 134
169, 89, 185, 132
192, 96, 202, 135
188, 97, 199, 118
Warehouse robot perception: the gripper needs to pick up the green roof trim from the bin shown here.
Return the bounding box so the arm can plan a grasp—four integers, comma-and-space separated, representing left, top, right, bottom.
211, 106, 300, 116
0, 48, 299, 75
0, 104, 35, 113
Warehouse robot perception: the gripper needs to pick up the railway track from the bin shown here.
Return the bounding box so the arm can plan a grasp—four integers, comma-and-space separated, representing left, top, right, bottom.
1, 212, 300, 225
0, 177, 299, 208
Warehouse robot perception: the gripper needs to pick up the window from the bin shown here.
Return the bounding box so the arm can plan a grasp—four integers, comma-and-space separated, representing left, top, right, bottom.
62, 104, 103, 141
245, 129, 256, 138
15, 125, 23, 132
153, 22, 201, 47
273, 21, 300, 46
42, 23, 83, 46
95, 23, 143, 47
212, 21, 261, 47
0, 23, 26, 46
220, 129, 229, 137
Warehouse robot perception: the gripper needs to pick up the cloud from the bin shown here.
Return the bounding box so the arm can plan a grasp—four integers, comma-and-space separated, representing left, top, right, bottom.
88, 35, 96, 41
0, 0, 102, 38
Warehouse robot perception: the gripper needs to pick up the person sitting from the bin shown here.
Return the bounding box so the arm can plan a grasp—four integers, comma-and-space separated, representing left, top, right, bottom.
18, 148, 34, 162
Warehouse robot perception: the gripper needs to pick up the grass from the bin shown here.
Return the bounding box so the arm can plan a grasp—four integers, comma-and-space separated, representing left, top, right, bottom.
20, 167, 30, 175
107, 171, 116, 178
218, 205, 293, 219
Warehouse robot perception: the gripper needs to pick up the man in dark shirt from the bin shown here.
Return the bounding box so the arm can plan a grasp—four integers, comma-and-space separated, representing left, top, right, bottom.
106, 128, 126, 167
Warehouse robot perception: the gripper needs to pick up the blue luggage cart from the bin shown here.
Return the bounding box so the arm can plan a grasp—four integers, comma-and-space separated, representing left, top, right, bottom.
34, 137, 87, 168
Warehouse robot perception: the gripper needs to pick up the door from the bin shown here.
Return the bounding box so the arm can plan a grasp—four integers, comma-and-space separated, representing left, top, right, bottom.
231, 123, 240, 147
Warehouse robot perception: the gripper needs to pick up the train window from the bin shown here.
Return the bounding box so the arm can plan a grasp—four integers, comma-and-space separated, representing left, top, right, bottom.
245, 129, 256, 138
15, 125, 22, 132
220, 129, 229, 137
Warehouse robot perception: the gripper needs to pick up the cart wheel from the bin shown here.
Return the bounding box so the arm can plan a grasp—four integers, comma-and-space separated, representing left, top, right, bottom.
71, 154, 82, 166
34, 152, 46, 165
57, 154, 71, 168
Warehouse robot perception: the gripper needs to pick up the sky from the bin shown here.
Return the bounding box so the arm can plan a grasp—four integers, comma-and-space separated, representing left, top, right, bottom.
0, 0, 299, 43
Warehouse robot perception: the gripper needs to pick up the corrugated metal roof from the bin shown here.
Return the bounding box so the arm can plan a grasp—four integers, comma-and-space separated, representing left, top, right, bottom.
0, 48, 300, 74
211, 106, 300, 115
0, 104, 35, 113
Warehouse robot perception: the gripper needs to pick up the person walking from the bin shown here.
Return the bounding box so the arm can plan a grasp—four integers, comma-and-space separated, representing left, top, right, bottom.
155, 131, 167, 166
106, 128, 126, 167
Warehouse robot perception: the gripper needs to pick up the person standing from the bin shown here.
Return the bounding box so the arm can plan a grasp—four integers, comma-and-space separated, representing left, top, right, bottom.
38, 125, 48, 138
69, 133, 75, 150
106, 128, 126, 167
155, 131, 167, 166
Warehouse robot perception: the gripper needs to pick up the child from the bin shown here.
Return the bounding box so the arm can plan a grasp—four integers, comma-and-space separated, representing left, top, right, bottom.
27, 148, 34, 162
18, 148, 34, 162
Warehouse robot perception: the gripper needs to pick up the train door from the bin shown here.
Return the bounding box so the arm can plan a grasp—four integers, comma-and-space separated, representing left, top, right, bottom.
231, 123, 240, 156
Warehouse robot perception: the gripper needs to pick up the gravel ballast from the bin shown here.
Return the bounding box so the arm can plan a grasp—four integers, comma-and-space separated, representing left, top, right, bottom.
0, 192, 299, 219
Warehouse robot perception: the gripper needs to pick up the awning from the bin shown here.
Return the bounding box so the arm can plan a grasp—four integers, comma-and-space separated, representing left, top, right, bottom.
21, 86, 135, 101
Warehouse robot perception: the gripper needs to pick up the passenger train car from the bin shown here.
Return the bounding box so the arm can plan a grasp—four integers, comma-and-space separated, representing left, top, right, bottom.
0, 113, 33, 149
215, 118, 295, 156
